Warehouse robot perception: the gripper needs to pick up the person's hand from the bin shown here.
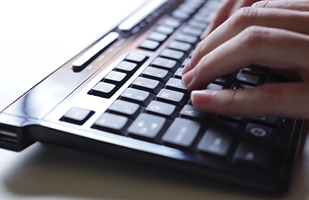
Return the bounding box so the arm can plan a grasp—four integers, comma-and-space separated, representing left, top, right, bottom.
182, 1, 309, 119
201, 0, 261, 38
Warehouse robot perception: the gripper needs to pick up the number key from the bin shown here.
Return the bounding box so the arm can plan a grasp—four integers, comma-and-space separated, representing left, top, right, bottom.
166, 78, 189, 94
120, 88, 154, 106
141, 66, 172, 83
132, 77, 164, 94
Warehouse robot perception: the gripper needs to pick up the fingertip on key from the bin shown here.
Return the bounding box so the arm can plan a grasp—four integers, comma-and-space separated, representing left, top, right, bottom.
182, 68, 194, 89
182, 60, 192, 75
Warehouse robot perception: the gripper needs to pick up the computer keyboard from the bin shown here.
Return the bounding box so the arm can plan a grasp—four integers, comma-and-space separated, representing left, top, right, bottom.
1, 0, 303, 194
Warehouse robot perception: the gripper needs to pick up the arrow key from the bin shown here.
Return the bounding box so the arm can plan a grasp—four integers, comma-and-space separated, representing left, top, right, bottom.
128, 113, 169, 142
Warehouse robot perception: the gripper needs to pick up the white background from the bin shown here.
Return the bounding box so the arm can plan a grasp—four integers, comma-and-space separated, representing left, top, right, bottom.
0, 0, 146, 111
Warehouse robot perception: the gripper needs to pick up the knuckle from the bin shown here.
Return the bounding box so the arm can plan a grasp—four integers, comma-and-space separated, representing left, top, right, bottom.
251, 1, 270, 8
232, 7, 259, 28
240, 26, 270, 48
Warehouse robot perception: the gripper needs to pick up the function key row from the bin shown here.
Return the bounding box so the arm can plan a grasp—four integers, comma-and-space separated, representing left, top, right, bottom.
139, 18, 200, 52
138, 0, 221, 52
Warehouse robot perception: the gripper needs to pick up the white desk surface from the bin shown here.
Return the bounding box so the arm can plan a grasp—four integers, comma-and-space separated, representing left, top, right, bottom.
0, 123, 308, 200
1, 1, 309, 199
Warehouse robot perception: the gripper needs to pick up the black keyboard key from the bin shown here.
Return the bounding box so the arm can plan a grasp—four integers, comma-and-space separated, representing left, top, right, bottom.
60, 107, 94, 125
151, 57, 178, 72
180, 105, 208, 121
167, 41, 192, 53
233, 141, 272, 169
114, 61, 138, 75
236, 71, 262, 86
156, 25, 174, 35
172, 9, 191, 20
92, 113, 130, 135
241, 65, 269, 76
139, 39, 160, 51
188, 19, 208, 30
174, 68, 183, 79
162, 118, 201, 149
141, 66, 172, 83
166, 78, 189, 93
182, 25, 203, 37
179, 2, 202, 11
146, 100, 179, 119
197, 7, 214, 18
199, 1, 218, 16
148, 31, 168, 42
197, 121, 236, 158
177, 3, 197, 13
131, 77, 164, 94
204, 0, 221, 8
89, 82, 118, 98
120, 88, 154, 106
160, 48, 186, 62
207, 83, 223, 90
213, 76, 231, 86
218, 115, 248, 125
244, 123, 278, 145
252, 116, 283, 129
108, 100, 142, 119
181, 58, 190, 68
156, 89, 188, 107
163, 17, 181, 28
125, 52, 148, 64
175, 33, 198, 44
193, 14, 210, 24
128, 113, 169, 141
104, 71, 127, 85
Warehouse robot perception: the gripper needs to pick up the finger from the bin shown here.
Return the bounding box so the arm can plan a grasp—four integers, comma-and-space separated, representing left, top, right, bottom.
183, 26, 309, 90
185, 7, 309, 74
201, 0, 260, 39
252, 0, 309, 11
230, 0, 261, 14
191, 82, 309, 119
201, 0, 237, 39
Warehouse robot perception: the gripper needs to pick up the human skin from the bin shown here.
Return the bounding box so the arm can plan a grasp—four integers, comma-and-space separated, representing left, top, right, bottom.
182, 0, 309, 119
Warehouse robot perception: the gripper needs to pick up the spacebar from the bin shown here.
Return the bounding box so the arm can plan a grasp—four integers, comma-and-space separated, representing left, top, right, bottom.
72, 32, 119, 72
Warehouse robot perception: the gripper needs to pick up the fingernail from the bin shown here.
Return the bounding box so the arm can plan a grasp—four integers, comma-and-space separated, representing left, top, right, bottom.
201, 27, 210, 39
191, 90, 215, 105
182, 60, 192, 75
182, 68, 194, 88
